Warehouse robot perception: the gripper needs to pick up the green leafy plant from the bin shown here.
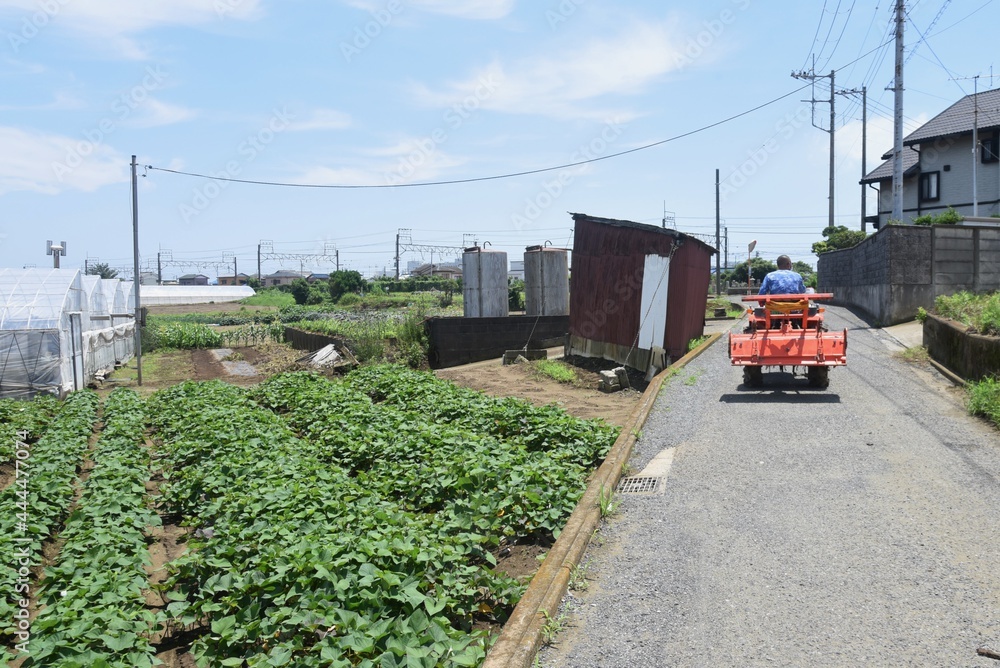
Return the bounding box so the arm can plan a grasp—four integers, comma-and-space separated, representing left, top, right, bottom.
915, 306, 928, 322
597, 483, 618, 518
934, 291, 1000, 336
530, 359, 577, 384
539, 609, 568, 645
913, 207, 962, 226
967, 376, 1000, 428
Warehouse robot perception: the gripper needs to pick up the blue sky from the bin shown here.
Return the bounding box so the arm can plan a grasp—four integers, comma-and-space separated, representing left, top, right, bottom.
1, 0, 998, 280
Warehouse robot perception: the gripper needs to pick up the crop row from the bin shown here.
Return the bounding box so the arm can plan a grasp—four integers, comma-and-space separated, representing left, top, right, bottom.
0, 395, 62, 466
253, 370, 618, 541
20, 389, 160, 668
0, 391, 99, 654
148, 379, 501, 667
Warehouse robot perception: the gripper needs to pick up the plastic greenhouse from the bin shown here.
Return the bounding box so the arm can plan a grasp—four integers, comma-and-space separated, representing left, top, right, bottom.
140, 285, 254, 306
0, 268, 135, 399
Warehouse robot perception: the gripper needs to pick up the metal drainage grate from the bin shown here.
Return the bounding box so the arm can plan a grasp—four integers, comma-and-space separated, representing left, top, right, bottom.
616, 476, 664, 495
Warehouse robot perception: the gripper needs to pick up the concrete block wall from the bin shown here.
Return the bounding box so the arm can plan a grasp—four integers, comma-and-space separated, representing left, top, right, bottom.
818, 224, 1000, 325
426, 315, 568, 369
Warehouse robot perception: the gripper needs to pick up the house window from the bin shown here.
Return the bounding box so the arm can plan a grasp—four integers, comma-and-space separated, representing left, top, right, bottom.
983, 133, 999, 163
920, 171, 940, 202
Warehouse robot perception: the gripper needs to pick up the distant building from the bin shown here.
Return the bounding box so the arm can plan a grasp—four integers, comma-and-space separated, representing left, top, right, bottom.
306, 273, 329, 284
409, 263, 462, 280
263, 269, 304, 287
218, 273, 251, 286
509, 259, 524, 280
178, 273, 209, 286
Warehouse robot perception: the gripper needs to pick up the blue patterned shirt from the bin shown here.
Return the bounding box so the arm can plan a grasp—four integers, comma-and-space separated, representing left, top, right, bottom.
759, 269, 805, 295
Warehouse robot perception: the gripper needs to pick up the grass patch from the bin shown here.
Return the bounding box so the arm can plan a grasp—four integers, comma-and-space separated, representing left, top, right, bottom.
240, 291, 296, 308
934, 291, 1000, 336
896, 346, 930, 364
530, 359, 578, 384
967, 376, 1000, 429
687, 335, 709, 352
111, 350, 195, 389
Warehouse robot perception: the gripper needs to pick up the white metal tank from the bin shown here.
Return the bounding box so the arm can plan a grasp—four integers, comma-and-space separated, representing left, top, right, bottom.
523, 245, 569, 316
463, 246, 509, 317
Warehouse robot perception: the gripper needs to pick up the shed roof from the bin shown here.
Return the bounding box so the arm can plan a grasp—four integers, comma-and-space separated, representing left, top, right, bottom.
570, 213, 717, 255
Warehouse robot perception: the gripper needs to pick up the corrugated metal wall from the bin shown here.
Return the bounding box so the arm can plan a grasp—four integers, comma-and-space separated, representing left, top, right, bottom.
568, 214, 713, 369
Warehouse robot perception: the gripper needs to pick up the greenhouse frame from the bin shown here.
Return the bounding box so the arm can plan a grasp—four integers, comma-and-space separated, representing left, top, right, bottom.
0, 268, 135, 399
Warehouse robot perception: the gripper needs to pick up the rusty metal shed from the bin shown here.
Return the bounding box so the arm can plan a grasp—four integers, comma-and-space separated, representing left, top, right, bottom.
568, 213, 716, 374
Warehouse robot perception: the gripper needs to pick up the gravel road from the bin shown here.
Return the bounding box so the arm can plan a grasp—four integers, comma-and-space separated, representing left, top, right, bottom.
539, 306, 1000, 667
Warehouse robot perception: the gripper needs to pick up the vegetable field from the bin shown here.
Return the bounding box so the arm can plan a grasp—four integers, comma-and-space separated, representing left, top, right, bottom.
0, 366, 618, 667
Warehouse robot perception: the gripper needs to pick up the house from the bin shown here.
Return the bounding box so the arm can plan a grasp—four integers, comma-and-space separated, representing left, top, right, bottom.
862, 88, 1000, 228
263, 270, 304, 287
177, 273, 209, 286
306, 273, 330, 284
567, 213, 716, 374
218, 273, 250, 286
409, 263, 463, 280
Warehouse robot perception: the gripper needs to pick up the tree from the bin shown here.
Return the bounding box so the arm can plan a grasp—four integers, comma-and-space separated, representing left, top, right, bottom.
730, 258, 776, 284
85, 262, 118, 279
328, 270, 366, 302
792, 261, 815, 282
812, 225, 867, 254
290, 278, 311, 305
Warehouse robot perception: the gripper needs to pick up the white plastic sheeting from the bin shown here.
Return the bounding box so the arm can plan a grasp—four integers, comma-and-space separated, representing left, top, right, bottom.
0, 268, 85, 398
0, 269, 137, 398
140, 285, 255, 306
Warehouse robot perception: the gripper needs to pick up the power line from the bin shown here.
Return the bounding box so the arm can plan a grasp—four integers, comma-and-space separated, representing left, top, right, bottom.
145, 84, 811, 190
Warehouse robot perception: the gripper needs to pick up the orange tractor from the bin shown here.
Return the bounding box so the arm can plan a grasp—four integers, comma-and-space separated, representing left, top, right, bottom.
728, 292, 847, 388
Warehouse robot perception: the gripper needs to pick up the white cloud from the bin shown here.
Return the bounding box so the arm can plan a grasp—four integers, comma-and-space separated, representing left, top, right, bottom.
287, 109, 352, 132
128, 98, 198, 128
410, 18, 686, 119
294, 135, 466, 186
0, 127, 128, 195
0, 0, 264, 58
342, 0, 513, 20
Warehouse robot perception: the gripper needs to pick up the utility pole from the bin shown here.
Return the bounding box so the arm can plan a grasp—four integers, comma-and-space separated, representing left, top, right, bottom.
336, 249, 340, 272
715, 168, 721, 295
791, 65, 837, 230
130, 155, 142, 386
891, 0, 905, 223
157, 252, 162, 285
973, 75, 979, 216
838, 86, 868, 231
394, 232, 400, 279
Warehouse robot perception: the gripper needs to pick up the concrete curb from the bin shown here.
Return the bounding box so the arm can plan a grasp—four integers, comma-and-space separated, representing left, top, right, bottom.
481, 332, 724, 668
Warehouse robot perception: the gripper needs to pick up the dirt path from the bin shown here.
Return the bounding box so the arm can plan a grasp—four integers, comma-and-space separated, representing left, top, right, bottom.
435, 358, 641, 427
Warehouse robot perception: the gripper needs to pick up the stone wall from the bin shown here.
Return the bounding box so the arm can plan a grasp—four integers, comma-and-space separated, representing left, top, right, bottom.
818, 224, 1000, 325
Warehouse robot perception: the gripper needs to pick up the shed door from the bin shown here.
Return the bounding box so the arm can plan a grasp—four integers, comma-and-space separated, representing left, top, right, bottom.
638, 254, 670, 351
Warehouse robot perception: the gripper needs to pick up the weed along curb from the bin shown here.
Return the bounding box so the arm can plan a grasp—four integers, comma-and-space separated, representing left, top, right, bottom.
482, 333, 723, 668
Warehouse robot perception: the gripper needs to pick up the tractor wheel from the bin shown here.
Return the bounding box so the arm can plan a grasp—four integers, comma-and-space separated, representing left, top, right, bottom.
808, 366, 830, 389
743, 366, 763, 387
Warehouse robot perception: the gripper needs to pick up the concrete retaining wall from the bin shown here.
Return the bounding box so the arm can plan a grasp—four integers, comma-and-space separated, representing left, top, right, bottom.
923, 314, 1000, 382
426, 315, 568, 369
818, 224, 1000, 325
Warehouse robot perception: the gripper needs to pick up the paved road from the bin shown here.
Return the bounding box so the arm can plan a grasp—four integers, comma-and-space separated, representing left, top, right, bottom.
539, 306, 1000, 667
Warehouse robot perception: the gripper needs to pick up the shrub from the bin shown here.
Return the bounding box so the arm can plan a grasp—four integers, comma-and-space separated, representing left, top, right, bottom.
338, 292, 362, 306
914, 207, 962, 226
